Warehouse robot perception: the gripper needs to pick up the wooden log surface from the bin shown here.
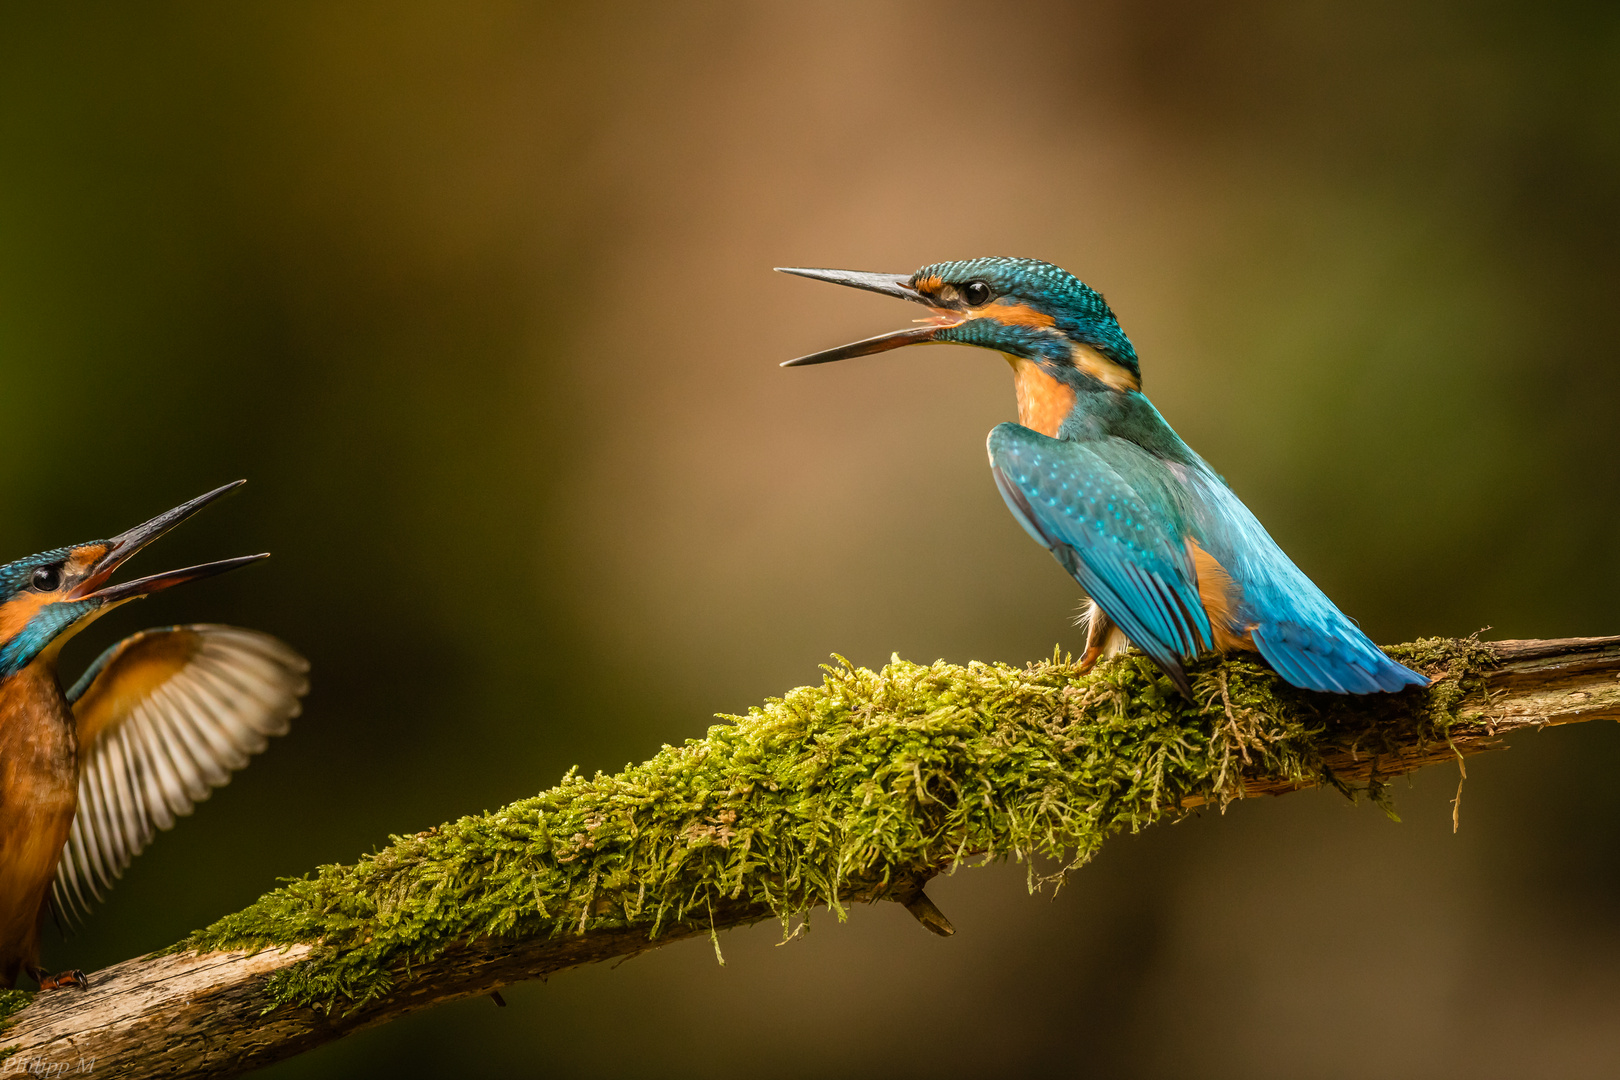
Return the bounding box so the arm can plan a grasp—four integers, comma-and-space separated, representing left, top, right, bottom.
5, 635, 1619, 1078
1185, 635, 1620, 803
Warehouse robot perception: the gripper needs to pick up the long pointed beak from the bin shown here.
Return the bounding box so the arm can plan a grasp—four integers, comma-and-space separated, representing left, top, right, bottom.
780, 324, 946, 367
85, 554, 269, 604
775, 267, 958, 367
70, 481, 266, 602
775, 267, 927, 303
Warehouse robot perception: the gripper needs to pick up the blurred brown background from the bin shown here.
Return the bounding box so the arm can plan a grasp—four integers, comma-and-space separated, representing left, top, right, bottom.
2, 1, 1618, 1076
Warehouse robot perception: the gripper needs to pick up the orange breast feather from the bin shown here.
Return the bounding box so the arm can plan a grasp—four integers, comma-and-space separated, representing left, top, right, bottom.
1006, 357, 1076, 438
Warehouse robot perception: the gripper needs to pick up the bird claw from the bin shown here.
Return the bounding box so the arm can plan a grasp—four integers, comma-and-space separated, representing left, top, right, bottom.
37, 968, 89, 991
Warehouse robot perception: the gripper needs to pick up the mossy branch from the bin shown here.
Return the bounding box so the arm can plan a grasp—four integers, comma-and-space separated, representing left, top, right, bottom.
4, 635, 1619, 1077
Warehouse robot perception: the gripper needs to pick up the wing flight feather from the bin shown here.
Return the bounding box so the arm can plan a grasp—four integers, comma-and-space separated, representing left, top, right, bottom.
987, 423, 1210, 695
52, 625, 308, 922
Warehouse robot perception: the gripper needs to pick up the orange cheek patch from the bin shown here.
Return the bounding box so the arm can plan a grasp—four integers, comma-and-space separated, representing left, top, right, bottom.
913, 274, 943, 294
0, 592, 54, 644
985, 300, 1056, 329
1007, 357, 1076, 438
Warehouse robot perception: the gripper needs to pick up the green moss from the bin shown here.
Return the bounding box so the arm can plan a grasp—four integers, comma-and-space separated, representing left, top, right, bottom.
173, 639, 1495, 1014
0, 988, 33, 1062
0, 990, 31, 1026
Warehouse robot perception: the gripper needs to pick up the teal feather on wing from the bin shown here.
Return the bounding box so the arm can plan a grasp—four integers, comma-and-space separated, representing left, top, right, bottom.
988, 422, 1210, 696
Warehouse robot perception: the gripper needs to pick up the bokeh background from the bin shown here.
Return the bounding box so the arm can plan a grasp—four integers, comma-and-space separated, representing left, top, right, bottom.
2, 2, 1618, 1076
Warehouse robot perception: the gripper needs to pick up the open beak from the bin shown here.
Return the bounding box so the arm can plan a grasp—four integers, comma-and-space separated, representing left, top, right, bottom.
70, 481, 269, 604
775, 267, 961, 367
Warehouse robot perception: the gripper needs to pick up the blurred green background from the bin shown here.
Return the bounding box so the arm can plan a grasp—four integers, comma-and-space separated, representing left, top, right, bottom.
2, 1, 1618, 1076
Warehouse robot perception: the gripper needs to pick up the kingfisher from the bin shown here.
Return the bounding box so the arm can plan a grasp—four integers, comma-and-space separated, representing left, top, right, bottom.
779, 258, 1426, 699
0, 481, 308, 991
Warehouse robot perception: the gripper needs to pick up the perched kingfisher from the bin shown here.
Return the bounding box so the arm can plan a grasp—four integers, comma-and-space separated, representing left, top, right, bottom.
0, 481, 308, 990
779, 258, 1426, 699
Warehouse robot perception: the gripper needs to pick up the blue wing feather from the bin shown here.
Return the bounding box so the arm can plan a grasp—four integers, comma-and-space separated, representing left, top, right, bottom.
988, 423, 1210, 695
988, 420, 1427, 697
1182, 468, 1428, 695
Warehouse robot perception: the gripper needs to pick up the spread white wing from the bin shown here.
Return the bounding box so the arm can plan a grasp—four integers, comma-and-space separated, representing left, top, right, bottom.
52, 624, 309, 922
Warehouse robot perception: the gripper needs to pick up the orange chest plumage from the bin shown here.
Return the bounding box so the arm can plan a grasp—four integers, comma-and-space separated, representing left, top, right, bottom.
0, 665, 78, 823
0, 664, 78, 976
1006, 356, 1076, 438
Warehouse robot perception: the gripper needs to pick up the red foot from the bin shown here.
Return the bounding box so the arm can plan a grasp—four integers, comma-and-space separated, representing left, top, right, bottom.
36, 969, 88, 991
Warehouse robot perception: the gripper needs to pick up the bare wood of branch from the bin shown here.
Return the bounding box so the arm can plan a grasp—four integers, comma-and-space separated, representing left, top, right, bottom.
4, 635, 1618, 1079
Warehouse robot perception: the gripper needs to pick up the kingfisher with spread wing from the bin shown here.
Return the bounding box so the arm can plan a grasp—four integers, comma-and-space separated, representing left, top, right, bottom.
0, 481, 307, 990
779, 258, 1425, 699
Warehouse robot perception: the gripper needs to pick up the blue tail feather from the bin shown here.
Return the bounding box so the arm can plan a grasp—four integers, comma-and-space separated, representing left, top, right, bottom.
1252, 621, 1425, 695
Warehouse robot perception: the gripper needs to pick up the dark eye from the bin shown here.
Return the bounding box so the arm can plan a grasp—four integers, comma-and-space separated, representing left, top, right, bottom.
31, 565, 61, 592
962, 281, 992, 306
